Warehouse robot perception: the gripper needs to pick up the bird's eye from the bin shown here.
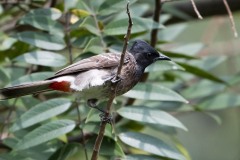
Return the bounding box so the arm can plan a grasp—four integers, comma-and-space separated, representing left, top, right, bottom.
147, 53, 151, 58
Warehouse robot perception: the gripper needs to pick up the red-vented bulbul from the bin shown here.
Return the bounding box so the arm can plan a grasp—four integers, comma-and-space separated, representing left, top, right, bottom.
0, 40, 170, 108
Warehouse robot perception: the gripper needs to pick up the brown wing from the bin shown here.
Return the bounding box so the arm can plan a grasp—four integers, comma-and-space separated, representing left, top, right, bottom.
49, 52, 129, 79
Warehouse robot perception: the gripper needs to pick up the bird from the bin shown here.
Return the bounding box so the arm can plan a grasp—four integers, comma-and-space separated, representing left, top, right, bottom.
0, 40, 170, 111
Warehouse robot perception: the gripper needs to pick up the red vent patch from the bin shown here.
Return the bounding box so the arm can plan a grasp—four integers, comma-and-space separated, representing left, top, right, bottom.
49, 81, 71, 92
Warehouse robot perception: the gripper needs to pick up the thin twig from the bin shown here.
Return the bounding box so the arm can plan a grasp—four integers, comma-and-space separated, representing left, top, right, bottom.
161, 0, 179, 3
65, 12, 73, 64
222, 0, 238, 37
190, 0, 203, 19
0, 99, 17, 140
66, 9, 87, 158
91, 3, 132, 160
75, 101, 89, 160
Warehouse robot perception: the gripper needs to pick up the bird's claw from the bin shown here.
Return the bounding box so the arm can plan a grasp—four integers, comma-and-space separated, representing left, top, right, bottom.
99, 113, 112, 124
87, 99, 112, 124
111, 76, 122, 84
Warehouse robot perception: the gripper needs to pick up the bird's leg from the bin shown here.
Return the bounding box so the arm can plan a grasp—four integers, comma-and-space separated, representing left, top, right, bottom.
87, 99, 105, 113
87, 99, 112, 124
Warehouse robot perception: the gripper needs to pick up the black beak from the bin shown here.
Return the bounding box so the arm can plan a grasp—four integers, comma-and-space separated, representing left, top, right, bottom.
154, 54, 171, 61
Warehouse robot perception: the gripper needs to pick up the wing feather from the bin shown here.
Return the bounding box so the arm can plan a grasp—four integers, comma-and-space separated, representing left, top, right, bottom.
49, 52, 129, 79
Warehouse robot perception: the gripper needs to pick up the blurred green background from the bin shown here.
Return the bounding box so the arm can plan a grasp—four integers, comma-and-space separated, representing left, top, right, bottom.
0, 0, 240, 160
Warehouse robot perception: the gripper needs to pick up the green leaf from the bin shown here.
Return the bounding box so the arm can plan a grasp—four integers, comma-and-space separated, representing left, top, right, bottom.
0, 41, 30, 62
160, 50, 199, 60
169, 43, 204, 56
83, 122, 114, 139
83, 37, 104, 54
72, 36, 91, 48
9, 72, 54, 86
3, 137, 18, 148
21, 97, 41, 109
64, 0, 78, 11
117, 106, 187, 131
160, 14, 172, 24
20, 16, 64, 37
86, 138, 124, 157
12, 31, 66, 50
0, 153, 27, 160
204, 112, 222, 125
177, 62, 226, 84
2, 137, 59, 159
158, 43, 204, 60
125, 154, 159, 160
182, 80, 225, 99
114, 3, 150, 20
191, 55, 227, 71
85, 108, 101, 123
123, 83, 188, 103
229, 73, 240, 85
119, 132, 185, 160
98, 0, 137, 16
0, 67, 9, 85
0, 36, 17, 51
14, 120, 76, 150
26, 8, 62, 20
10, 98, 72, 132
198, 93, 240, 110
145, 61, 184, 72
158, 23, 187, 41
14, 51, 67, 67
79, 17, 100, 36
48, 143, 80, 160
104, 17, 164, 35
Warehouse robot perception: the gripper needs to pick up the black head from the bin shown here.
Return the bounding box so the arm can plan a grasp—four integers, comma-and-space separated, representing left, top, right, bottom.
129, 40, 170, 69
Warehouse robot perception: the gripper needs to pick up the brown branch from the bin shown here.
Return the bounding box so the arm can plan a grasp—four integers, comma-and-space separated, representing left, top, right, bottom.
223, 0, 238, 37
151, 0, 162, 47
91, 3, 132, 160
190, 0, 203, 19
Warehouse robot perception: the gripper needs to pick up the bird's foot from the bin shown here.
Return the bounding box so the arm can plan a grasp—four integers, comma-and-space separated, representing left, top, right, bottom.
99, 113, 112, 124
111, 76, 122, 84
87, 99, 112, 124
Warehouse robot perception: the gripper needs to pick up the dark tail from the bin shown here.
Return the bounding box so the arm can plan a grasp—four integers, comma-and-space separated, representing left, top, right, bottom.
0, 80, 54, 100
